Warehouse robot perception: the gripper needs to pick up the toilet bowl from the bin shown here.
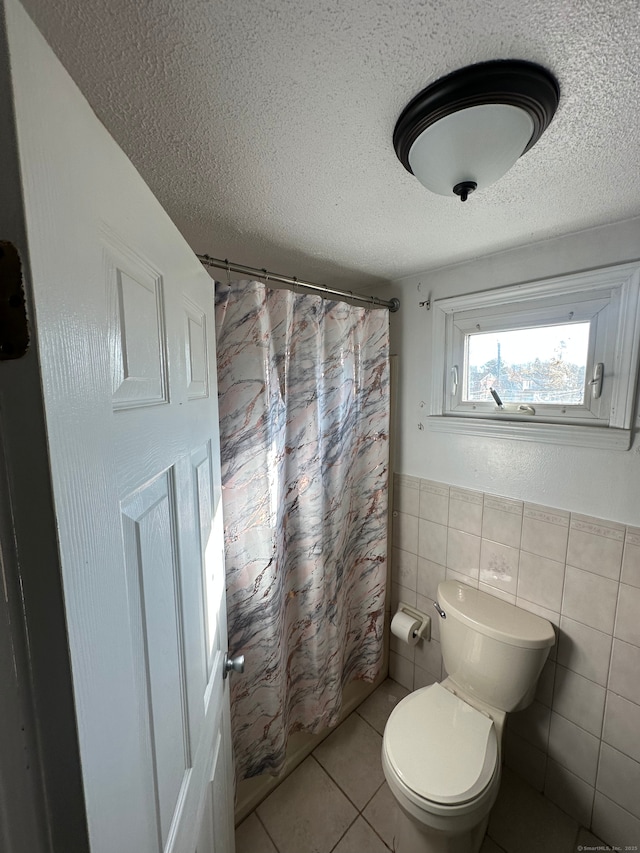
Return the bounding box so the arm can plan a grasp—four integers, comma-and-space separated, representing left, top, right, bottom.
382, 581, 555, 853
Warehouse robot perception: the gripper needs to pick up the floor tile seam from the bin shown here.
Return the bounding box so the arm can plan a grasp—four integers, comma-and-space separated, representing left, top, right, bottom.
327, 813, 360, 853
254, 809, 281, 853
360, 810, 394, 852
358, 777, 386, 814
483, 832, 508, 853
354, 706, 387, 740
308, 752, 368, 814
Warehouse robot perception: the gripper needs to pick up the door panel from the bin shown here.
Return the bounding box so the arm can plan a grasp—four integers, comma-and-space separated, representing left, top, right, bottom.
3, 1, 235, 851
121, 471, 191, 851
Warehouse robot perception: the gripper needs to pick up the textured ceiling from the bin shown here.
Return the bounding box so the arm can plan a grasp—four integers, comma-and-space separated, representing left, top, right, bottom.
18, 0, 640, 290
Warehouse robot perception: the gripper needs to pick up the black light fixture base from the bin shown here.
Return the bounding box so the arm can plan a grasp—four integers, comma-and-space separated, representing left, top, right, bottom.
453, 181, 477, 202
393, 59, 560, 177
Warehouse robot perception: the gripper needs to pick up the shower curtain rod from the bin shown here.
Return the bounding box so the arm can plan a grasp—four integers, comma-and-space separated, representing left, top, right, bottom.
197, 254, 400, 312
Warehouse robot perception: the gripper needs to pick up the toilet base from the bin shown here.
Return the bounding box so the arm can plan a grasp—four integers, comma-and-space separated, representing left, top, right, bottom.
395, 809, 489, 853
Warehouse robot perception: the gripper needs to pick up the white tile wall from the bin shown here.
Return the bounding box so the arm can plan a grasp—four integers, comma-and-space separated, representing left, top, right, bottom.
391, 473, 640, 843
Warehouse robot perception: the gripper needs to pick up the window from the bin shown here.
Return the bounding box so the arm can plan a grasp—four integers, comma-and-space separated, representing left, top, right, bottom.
429, 262, 640, 449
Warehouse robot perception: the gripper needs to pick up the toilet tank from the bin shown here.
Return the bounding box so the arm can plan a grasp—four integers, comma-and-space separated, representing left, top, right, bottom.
436, 581, 555, 712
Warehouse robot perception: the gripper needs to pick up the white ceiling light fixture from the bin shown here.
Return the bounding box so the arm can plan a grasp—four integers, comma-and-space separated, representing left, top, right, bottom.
394, 60, 560, 202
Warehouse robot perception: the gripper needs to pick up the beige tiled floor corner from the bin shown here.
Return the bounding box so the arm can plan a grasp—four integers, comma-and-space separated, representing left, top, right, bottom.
355, 677, 409, 735
235, 812, 277, 853
488, 767, 578, 853
256, 756, 357, 853
237, 679, 599, 853
331, 816, 389, 853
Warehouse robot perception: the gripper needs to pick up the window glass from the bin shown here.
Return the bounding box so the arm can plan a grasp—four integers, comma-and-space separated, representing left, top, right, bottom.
464, 322, 590, 405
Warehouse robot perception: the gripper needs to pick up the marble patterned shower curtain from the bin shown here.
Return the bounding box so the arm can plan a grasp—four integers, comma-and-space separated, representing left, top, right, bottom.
215, 279, 389, 781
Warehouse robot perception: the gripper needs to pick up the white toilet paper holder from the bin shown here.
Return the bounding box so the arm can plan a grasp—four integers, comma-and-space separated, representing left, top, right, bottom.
397, 602, 431, 642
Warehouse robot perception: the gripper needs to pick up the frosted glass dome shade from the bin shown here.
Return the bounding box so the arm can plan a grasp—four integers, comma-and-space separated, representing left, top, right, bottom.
407, 103, 535, 197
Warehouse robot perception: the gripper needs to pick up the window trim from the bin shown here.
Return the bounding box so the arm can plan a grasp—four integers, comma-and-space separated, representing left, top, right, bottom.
429, 262, 640, 450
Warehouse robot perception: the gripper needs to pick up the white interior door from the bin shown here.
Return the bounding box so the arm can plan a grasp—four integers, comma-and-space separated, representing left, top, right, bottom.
3, 1, 235, 851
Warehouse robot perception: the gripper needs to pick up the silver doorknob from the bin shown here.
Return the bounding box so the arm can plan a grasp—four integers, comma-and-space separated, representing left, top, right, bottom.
223, 652, 245, 679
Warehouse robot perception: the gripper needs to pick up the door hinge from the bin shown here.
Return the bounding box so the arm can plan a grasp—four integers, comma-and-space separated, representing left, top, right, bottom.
0, 242, 30, 360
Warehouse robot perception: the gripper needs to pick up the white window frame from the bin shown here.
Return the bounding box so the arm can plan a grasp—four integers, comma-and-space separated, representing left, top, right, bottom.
429, 262, 640, 450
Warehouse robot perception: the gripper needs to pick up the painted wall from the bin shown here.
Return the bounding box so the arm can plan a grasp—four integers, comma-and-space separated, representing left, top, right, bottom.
386, 215, 640, 526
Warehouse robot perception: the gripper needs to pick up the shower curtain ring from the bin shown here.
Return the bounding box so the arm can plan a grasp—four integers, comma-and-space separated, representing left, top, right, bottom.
225, 258, 231, 286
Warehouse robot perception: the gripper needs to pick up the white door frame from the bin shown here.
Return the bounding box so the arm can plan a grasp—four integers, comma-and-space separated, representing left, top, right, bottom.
0, 12, 89, 849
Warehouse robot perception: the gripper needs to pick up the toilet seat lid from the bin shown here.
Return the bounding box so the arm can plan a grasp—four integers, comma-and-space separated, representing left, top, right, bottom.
384, 683, 497, 805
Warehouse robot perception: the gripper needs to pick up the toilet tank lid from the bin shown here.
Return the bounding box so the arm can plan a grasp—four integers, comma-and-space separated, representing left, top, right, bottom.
437, 581, 556, 649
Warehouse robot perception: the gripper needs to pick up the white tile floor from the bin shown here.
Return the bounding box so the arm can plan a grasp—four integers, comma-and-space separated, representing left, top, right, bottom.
235, 679, 605, 853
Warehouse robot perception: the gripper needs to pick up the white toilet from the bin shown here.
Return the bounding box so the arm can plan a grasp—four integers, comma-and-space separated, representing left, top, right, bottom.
382, 580, 555, 853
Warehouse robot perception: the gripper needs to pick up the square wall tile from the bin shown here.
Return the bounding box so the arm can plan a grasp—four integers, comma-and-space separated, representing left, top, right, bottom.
392, 511, 419, 555
552, 665, 605, 737
448, 487, 483, 536
414, 665, 438, 690
535, 659, 556, 708
521, 503, 570, 562
608, 638, 640, 706
548, 711, 600, 785
419, 480, 449, 526
391, 547, 418, 591
557, 616, 612, 687
517, 551, 565, 613
446, 567, 479, 588
417, 558, 446, 602
418, 518, 447, 566
561, 565, 618, 634
544, 758, 594, 827
508, 700, 550, 752
567, 514, 625, 580
603, 691, 640, 763
621, 527, 640, 588
416, 593, 440, 641
480, 539, 519, 597
482, 495, 523, 549
390, 631, 415, 662
479, 583, 516, 605
504, 729, 547, 791
389, 650, 413, 691
391, 582, 417, 612
394, 475, 420, 517
414, 637, 442, 682
597, 743, 640, 819
614, 582, 640, 647
446, 528, 481, 579
592, 792, 640, 851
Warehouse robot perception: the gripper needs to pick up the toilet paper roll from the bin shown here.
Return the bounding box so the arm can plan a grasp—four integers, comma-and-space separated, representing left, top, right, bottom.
391, 611, 420, 646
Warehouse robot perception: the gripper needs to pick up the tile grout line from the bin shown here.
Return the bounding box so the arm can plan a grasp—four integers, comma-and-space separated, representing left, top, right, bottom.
254, 809, 282, 853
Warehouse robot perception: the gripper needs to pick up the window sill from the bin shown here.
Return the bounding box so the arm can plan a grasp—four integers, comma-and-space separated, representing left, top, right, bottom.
427, 415, 633, 450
